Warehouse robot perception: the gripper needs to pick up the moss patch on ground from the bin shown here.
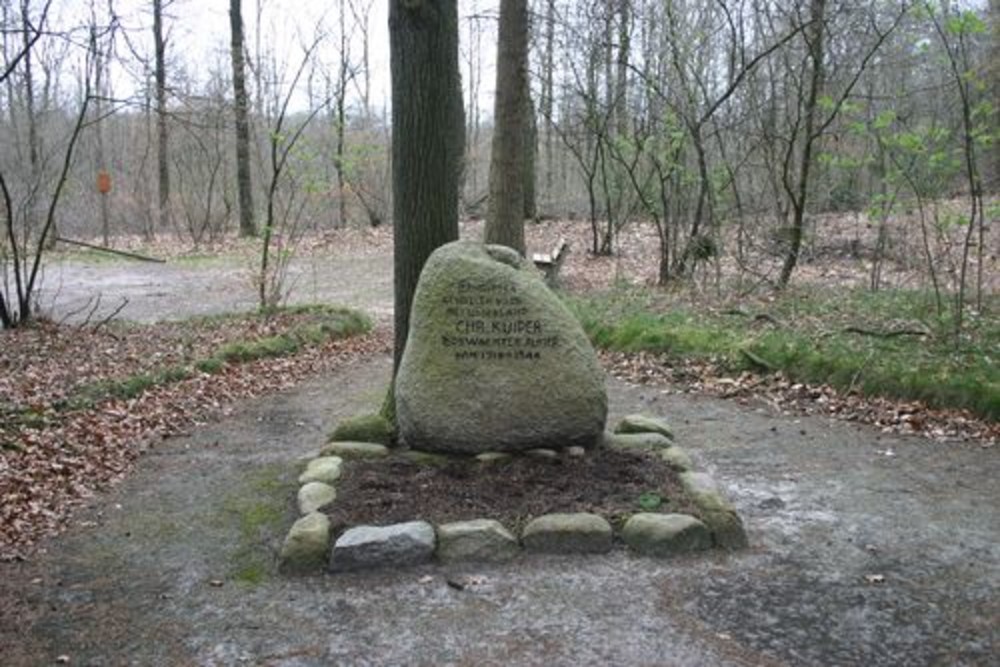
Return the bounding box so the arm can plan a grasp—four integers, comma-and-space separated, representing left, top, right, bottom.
569, 287, 999, 421
218, 464, 298, 585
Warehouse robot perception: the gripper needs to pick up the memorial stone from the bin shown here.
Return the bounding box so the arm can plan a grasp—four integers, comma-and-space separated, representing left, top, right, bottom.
395, 240, 607, 453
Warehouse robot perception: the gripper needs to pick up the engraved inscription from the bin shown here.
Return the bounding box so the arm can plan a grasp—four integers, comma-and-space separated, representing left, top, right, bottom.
440, 278, 558, 361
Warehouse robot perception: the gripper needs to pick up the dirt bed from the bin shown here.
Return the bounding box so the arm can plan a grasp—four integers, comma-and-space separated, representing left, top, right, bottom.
326, 447, 700, 535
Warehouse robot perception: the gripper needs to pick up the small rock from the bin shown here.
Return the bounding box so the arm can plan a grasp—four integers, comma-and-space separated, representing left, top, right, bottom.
475, 452, 512, 464
605, 431, 673, 451
679, 472, 725, 510
758, 496, 785, 510
564, 446, 587, 458
297, 482, 336, 514
279, 512, 331, 575
521, 513, 613, 554
298, 456, 343, 484
321, 441, 389, 459
658, 446, 693, 471
400, 449, 454, 466
330, 521, 436, 572
436, 519, 520, 563
615, 414, 675, 440
524, 448, 559, 460
679, 472, 748, 550
622, 513, 711, 556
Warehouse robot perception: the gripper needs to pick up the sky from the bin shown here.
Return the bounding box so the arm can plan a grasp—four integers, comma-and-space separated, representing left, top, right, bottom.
104, 0, 500, 116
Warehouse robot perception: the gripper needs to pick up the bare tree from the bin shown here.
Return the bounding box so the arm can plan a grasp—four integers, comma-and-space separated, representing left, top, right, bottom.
229, 0, 256, 237
775, 1, 903, 287
1, 2, 93, 328
153, 0, 170, 233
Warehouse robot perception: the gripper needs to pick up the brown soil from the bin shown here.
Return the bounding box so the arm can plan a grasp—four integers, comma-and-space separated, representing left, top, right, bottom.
324, 446, 702, 536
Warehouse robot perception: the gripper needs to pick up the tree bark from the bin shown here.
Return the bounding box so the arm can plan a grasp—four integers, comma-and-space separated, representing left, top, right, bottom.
485, 0, 529, 254
230, 0, 256, 237
153, 0, 170, 233
390, 0, 463, 373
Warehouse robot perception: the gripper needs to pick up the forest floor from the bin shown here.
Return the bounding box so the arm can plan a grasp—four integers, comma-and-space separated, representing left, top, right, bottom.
1, 219, 998, 664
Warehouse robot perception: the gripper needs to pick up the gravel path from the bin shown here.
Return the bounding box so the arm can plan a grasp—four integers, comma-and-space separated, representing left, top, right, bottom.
3, 252, 997, 665
40, 251, 394, 324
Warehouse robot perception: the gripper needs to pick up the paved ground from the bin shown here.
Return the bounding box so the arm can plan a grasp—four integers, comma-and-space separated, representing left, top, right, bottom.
1, 351, 996, 666
3, 253, 997, 665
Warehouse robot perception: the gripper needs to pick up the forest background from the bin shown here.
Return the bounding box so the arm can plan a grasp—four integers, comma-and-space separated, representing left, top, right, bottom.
1, 0, 998, 415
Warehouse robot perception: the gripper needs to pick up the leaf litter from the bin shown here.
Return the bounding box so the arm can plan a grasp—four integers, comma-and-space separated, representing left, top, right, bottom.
0, 315, 389, 561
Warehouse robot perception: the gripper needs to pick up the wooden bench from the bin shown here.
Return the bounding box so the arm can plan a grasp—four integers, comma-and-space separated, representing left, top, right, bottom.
532, 238, 569, 287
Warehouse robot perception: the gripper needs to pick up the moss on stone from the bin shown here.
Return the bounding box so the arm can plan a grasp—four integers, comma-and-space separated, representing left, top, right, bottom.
330, 412, 394, 446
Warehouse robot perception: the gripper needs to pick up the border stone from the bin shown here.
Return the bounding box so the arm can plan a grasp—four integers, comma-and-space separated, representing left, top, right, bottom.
298, 456, 343, 484
436, 519, 520, 563
521, 513, 613, 554
329, 521, 436, 572
525, 448, 559, 460
475, 452, 511, 464
297, 481, 336, 514
658, 446, 694, 471
278, 512, 330, 575
284, 434, 748, 574
605, 431, 673, 451
622, 513, 711, 557
679, 471, 749, 550
400, 450, 453, 466
321, 441, 389, 459
614, 414, 674, 440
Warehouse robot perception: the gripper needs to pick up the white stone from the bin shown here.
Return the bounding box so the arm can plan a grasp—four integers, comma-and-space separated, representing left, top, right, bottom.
297, 481, 336, 514
298, 456, 343, 484
278, 512, 331, 574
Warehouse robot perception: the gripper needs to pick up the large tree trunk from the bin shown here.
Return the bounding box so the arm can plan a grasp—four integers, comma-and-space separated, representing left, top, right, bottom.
390, 0, 463, 373
229, 0, 256, 238
485, 0, 529, 254
153, 0, 169, 234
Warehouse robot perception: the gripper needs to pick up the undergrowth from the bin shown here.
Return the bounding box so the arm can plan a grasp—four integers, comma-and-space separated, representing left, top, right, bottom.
569, 287, 999, 421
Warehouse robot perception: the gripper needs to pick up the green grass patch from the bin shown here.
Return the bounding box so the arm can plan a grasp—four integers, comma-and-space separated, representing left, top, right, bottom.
569, 287, 999, 421
65, 305, 371, 411
68, 366, 194, 409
